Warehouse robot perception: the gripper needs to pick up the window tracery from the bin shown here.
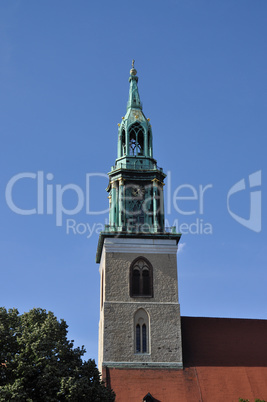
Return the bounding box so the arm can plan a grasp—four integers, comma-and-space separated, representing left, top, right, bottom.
130, 257, 153, 297
129, 123, 144, 156
134, 308, 149, 354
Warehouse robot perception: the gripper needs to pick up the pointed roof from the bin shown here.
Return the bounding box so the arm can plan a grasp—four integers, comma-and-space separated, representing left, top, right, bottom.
123, 60, 148, 128
127, 59, 142, 110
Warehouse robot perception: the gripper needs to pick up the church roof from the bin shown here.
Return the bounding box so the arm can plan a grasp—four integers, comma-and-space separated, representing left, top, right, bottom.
103, 316, 267, 401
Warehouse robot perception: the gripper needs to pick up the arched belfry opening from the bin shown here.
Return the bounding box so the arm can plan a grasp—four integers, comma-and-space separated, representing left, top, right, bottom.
148, 127, 152, 157
129, 122, 144, 156
121, 129, 126, 155
137, 129, 144, 156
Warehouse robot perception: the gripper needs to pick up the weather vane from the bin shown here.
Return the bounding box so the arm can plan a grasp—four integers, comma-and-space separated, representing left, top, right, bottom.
132, 59, 135, 68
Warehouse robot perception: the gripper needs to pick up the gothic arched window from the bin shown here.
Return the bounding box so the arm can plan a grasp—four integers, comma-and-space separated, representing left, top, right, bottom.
130, 257, 153, 297
121, 129, 126, 155
137, 130, 144, 155
148, 128, 152, 157
134, 308, 149, 354
129, 123, 144, 156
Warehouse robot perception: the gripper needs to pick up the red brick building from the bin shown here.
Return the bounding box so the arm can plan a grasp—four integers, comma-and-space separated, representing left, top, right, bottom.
103, 317, 267, 401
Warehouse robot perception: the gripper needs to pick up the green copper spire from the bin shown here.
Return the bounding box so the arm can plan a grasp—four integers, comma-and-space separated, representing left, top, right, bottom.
127, 60, 142, 110
103, 61, 168, 235
116, 61, 153, 165
95, 62, 180, 263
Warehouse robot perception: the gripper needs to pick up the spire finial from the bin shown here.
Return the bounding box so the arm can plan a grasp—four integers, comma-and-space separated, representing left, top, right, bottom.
130, 59, 137, 76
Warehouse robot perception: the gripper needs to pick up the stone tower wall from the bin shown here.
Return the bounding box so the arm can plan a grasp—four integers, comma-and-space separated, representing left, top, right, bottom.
98, 237, 183, 370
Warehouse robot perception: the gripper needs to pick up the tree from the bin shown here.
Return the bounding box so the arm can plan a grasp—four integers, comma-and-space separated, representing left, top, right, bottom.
0, 308, 115, 401
239, 399, 266, 402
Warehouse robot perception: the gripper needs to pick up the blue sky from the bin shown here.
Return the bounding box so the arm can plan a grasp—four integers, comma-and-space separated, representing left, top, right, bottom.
1, 0, 266, 363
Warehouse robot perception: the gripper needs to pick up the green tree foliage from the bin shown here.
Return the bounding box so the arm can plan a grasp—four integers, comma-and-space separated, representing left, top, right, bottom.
0, 308, 115, 402
239, 399, 266, 402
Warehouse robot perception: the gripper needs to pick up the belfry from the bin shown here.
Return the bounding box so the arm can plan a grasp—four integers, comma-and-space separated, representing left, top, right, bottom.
96, 62, 183, 396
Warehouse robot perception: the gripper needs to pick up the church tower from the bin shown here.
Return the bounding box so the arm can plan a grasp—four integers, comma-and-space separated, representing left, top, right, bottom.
96, 62, 183, 375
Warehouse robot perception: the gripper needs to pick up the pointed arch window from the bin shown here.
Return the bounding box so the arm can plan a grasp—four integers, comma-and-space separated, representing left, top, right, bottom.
129, 132, 136, 156
133, 268, 140, 295
148, 128, 152, 157
137, 130, 144, 155
121, 129, 126, 155
136, 324, 147, 353
129, 123, 144, 156
130, 257, 153, 297
134, 309, 149, 354
136, 324, 141, 352
142, 323, 147, 352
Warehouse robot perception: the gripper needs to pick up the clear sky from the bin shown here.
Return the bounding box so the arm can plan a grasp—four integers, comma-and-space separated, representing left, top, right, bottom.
1, 0, 266, 364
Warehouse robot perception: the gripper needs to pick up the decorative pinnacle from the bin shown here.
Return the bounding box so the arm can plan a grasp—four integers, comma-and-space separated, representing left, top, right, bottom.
127, 59, 141, 109
130, 59, 137, 76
